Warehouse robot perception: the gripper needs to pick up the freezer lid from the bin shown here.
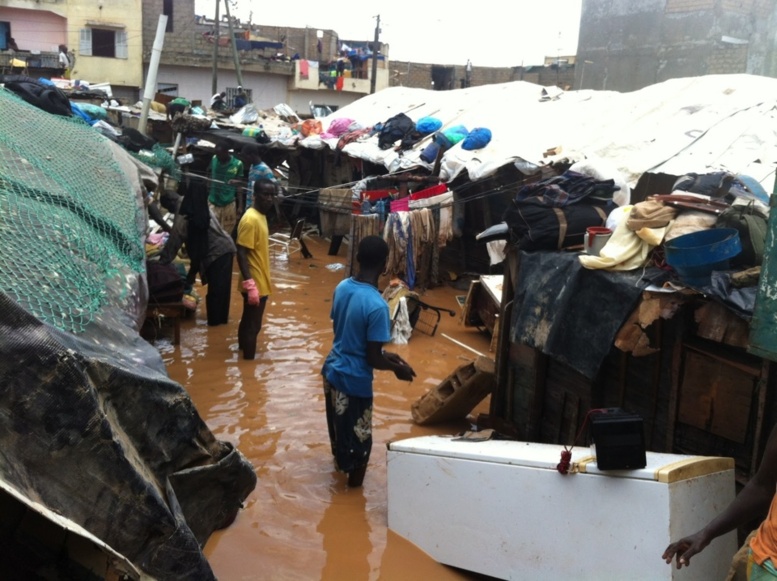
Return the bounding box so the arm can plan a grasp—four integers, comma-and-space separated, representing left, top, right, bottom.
387, 436, 734, 482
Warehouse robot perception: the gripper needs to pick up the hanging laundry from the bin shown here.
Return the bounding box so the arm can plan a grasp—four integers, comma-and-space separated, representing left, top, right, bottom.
319, 188, 353, 237
410, 191, 454, 247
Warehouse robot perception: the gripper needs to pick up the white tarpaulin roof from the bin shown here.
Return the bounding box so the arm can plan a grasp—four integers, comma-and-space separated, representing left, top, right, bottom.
300, 74, 777, 190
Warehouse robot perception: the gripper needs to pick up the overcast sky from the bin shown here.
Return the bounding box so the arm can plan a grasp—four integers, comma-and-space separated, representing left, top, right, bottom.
194, 1, 583, 67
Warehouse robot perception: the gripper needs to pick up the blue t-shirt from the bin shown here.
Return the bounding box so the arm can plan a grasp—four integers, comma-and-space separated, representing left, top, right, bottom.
322, 277, 391, 398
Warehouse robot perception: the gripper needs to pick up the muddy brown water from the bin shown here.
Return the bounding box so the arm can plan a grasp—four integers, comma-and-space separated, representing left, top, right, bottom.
154, 235, 493, 580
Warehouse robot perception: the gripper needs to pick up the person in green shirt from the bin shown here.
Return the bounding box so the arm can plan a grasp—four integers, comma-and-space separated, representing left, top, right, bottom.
208, 142, 244, 236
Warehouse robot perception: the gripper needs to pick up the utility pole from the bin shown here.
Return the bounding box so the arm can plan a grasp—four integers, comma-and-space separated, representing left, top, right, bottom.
138, 15, 168, 135
370, 14, 380, 95
211, 0, 219, 95
223, 0, 244, 90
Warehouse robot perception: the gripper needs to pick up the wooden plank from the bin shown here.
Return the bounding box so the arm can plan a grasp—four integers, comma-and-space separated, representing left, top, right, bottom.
666, 336, 684, 451
683, 342, 761, 377
695, 301, 750, 348
677, 351, 755, 444
460, 280, 481, 327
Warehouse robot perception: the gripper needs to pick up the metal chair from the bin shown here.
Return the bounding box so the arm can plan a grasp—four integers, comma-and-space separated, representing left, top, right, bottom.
269, 218, 310, 258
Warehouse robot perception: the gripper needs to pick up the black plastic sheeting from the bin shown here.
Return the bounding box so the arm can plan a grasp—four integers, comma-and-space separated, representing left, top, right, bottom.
0, 284, 256, 579
0, 126, 256, 578
699, 270, 758, 320
510, 251, 655, 379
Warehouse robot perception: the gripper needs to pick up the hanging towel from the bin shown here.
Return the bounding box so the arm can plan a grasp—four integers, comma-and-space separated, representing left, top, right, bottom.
409, 191, 454, 247
299, 59, 310, 80
319, 188, 353, 237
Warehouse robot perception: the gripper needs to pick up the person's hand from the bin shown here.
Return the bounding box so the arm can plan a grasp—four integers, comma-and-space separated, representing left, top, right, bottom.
662, 530, 711, 569
384, 352, 416, 382
242, 279, 260, 306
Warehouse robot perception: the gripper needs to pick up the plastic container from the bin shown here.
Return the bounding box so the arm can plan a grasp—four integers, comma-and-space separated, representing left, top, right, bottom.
664, 228, 742, 287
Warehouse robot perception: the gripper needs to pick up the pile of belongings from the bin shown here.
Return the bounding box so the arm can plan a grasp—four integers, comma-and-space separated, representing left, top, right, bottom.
502, 170, 621, 251
577, 171, 768, 274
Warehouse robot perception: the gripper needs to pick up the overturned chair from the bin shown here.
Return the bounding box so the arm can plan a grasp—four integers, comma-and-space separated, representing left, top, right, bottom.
269, 218, 312, 259
382, 280, 456, 342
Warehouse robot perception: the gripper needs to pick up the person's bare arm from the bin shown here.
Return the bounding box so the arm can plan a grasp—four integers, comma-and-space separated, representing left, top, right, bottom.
365, 342, 416, 381
663, 424, 777, 569
236, 245, 252, 281
148, 200, 171, 233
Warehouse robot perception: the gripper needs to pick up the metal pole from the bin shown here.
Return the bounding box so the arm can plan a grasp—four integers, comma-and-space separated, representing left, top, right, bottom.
370, 14, 380, 95
138, 15, 168, 136
211, 0, 220, 95
223, 0, 244, 89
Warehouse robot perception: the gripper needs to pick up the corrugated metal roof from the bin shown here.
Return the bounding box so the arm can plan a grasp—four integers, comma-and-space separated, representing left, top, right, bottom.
300, 74, 777, 191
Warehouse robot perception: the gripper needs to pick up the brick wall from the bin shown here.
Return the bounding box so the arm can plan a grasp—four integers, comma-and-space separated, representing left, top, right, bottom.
390, 60, 575, 91
250, 25, 340, 64
664, 0, 715, 12
720, 0, 755, 12
707, 44, 749, 73
142, 0, 198, 60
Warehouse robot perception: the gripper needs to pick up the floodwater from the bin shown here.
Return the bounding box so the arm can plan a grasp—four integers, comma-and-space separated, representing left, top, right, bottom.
154, 235, 494, 580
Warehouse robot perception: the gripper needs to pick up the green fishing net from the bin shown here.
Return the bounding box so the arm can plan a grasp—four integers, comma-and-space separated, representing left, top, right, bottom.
0, 87, 145, 334
131, 143, 180, 181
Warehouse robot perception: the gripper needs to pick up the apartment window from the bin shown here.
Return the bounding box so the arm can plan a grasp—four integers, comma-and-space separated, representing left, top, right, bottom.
157, 83, 178, 97
0, 22, 11, 50
79, 27, 128, 58
163, 0, 173, 32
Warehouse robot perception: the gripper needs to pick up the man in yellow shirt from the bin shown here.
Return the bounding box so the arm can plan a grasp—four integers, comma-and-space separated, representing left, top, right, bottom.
236, 179, 275, 360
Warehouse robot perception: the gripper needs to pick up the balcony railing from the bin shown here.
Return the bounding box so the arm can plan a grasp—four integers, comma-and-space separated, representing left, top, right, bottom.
0, 51, 60, 70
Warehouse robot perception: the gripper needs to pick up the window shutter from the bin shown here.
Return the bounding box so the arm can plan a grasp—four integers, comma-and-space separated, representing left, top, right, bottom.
115, 29, 128, 59
79, 28, 92, 56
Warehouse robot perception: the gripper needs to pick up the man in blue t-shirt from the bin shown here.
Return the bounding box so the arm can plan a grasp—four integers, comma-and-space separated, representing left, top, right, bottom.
321, 235, 415, 487
239, 144, 277, 212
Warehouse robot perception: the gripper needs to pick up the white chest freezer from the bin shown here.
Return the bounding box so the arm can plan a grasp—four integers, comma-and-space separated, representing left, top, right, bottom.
387, 436, 736, 581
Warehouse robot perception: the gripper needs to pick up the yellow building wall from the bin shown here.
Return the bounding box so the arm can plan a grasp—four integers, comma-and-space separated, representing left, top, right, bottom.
66, 0, 143, 88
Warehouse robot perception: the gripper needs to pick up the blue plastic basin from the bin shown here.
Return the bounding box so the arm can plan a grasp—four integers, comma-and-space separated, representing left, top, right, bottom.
664, 228, 741, 287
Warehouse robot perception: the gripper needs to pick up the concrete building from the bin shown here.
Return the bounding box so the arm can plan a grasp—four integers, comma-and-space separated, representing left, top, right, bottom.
388, 59, 576, 92
1, 0, 143, 99
141, 0, 390, 116
575, 0, 777, 92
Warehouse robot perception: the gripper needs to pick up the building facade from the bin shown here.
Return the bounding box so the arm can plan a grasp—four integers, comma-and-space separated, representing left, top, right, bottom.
388, 59, 577, 92
1, 0, 143, 99
575, 0, 777, 92
141, 0, 390, 116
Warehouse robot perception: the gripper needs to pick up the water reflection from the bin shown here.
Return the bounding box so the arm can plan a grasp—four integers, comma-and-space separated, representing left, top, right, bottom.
161, 236, 492, 579
319, 490, 372, 581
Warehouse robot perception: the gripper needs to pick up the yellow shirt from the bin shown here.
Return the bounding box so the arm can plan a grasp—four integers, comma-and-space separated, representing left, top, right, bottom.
236, 208, 272, 296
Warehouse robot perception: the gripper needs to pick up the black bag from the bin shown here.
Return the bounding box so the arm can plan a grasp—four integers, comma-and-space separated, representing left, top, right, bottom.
716, 203, 768, 267
378, 112, 415, 150
503, 202, 609, 251
0, 74, 72, 117
117, 127, 157, 153
147, 261, 185, 304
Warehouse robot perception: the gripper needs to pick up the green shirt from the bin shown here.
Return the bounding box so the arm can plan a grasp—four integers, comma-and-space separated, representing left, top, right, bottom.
209, 155, 244, 207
